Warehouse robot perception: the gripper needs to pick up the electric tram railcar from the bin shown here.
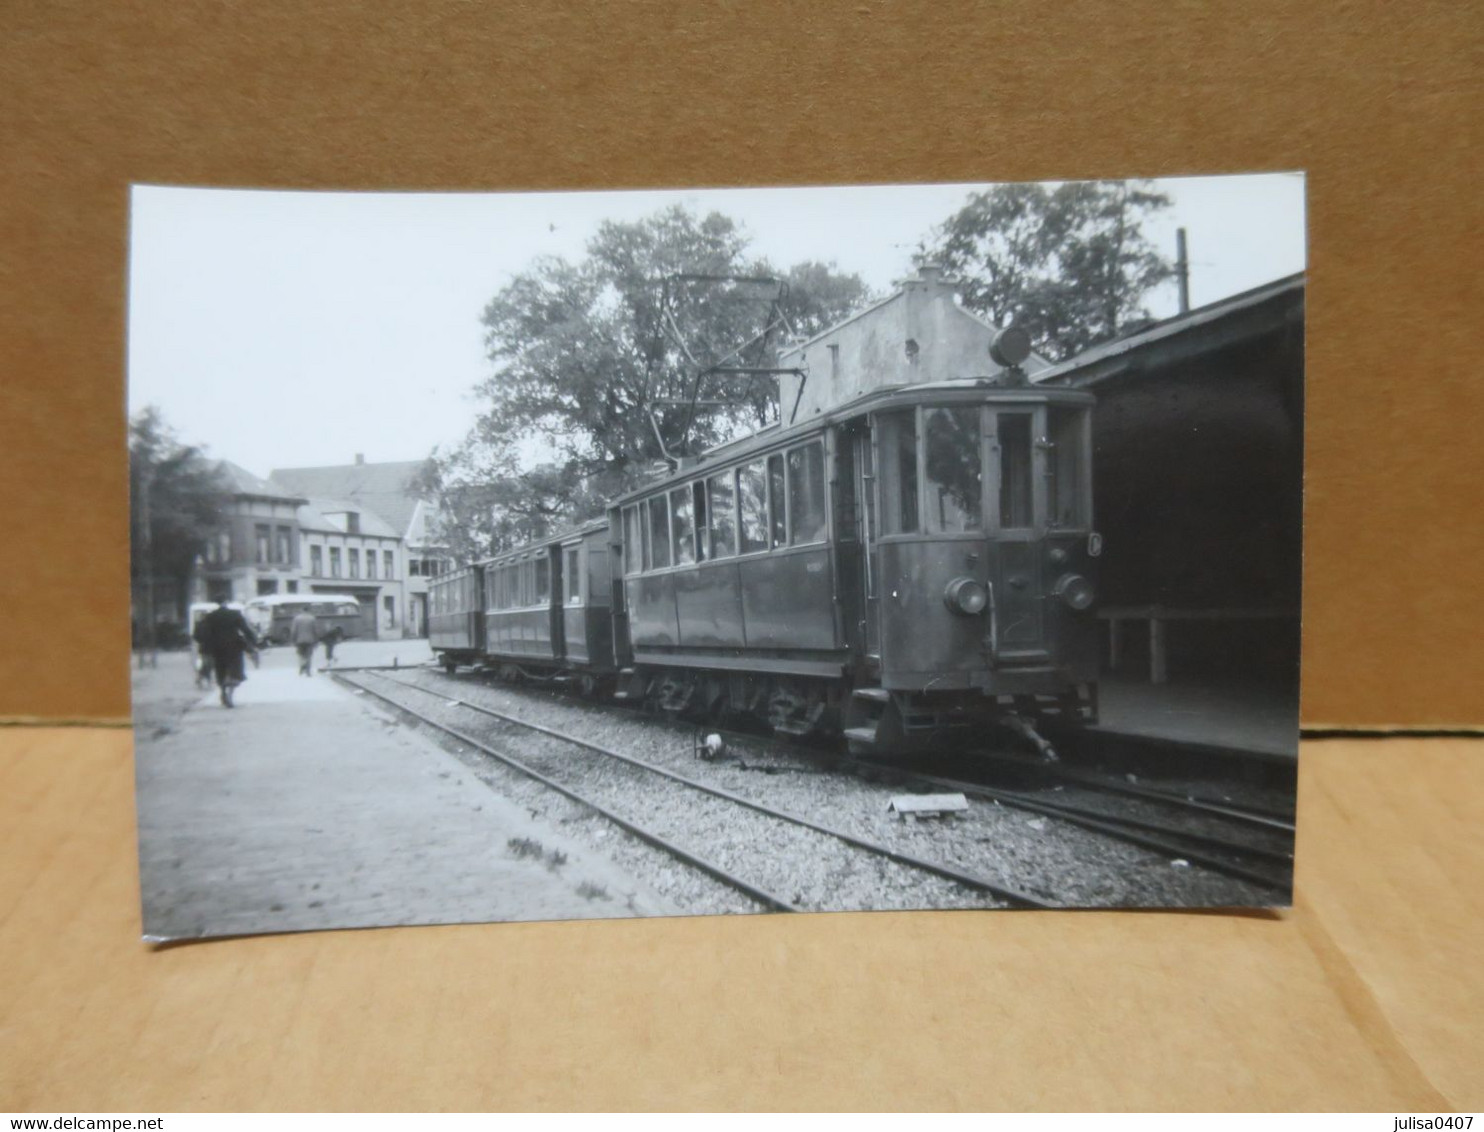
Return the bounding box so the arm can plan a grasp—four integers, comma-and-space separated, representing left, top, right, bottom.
430, 375, 1100, 754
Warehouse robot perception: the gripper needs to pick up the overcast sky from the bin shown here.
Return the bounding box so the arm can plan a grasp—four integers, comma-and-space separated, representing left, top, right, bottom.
128, 173, 1306, 475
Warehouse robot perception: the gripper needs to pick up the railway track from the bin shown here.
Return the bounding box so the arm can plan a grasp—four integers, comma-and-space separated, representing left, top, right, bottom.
848, 754, 1293, 893
333, 668, 1055, 913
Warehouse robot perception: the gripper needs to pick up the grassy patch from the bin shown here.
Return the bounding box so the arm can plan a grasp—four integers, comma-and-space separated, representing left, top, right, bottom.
507, 837, 545, 860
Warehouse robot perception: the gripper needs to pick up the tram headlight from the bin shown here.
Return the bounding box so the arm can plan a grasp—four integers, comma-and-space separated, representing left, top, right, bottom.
943, 577, 989, 616
1053, 573, 1096, 612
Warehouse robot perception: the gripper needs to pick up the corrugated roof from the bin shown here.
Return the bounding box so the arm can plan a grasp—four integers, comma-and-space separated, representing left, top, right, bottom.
1033, 272, 1305, 386
269, 460, 433, 537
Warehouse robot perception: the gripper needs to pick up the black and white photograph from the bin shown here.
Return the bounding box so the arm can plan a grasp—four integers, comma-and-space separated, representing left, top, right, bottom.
128, 174, 1306, 940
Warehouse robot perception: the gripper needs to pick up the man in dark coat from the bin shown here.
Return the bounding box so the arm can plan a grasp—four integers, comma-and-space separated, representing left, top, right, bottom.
192, 599, 258, 708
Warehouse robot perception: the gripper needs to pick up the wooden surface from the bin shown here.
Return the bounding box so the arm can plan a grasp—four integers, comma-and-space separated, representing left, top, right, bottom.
0, 727, 1479, 1110
0, 2, 1481, 727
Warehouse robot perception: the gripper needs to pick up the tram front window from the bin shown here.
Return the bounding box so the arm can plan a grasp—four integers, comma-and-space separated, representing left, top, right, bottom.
1047, 406, 1090, 529
998, 413, 1033, 529
924, 406, 983, 533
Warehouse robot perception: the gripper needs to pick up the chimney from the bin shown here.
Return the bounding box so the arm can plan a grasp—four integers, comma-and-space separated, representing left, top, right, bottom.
354, 453, 365, 465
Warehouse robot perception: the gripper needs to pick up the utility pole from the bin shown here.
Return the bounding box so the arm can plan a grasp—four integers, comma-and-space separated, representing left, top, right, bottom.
1176, 227, 1191, 314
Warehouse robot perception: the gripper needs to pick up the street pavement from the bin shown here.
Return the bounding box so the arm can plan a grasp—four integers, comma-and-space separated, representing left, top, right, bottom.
133, 647, 677, 940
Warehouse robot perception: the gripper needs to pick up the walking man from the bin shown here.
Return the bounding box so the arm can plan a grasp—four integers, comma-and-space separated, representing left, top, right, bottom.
193, 599, 258, 708
290, 606, 319, 676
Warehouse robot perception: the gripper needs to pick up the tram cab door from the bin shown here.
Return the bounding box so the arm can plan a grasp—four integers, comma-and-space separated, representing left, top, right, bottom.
835, 421, 880, 675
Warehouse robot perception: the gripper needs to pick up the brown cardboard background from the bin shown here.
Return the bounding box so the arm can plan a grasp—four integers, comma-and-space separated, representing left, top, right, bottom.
0, 0, 1480, 727
1, 728, 1480, 1110
1, 4, 1482, 1112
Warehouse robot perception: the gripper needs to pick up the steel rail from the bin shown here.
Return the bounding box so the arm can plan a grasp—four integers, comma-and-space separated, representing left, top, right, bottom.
359, 670, 1052, 910
849, 761, 1292, 892
334, 672, 801, 913
952, 749, 1296, 831
415, 666, 1288, 893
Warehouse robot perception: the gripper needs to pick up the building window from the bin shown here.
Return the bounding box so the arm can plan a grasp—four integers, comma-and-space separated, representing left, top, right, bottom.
330, 547, 342, 577
349, 548, 360, 579
275, 527, 292, 564
366, 551, 377, 580
409, 559, 420, 577
383, 595, 395, 630
286, 580, 298, 593
384, 550, 394, 579
217, 530, 232, 564
255, 524, 270, 564
310, 545, 323, 576
346, 512, 360, 535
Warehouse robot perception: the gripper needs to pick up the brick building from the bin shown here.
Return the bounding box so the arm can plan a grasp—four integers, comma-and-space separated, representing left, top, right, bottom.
197, 461, 309, 604
270, 456, 453, 637
295, 498, 406, 639
776, 265, 1049, 423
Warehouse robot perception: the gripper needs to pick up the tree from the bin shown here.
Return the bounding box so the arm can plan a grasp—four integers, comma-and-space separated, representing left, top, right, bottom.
129, 407, 229, 639
436, 206, 870, 556
919, 180, 1174, 361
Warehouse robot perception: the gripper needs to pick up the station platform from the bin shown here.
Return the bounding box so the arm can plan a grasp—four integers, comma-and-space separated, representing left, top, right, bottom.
132, 649, 675, 940
1091, 673, 1300, 759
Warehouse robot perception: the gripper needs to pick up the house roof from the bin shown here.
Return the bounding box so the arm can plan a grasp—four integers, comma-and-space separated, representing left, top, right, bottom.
296, 497, 402, 540
778, 279, 1052, 373
269, 460, 434, 537
214, 460, 306, 503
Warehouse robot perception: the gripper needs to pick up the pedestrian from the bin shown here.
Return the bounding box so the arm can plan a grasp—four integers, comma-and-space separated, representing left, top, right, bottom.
193, 599, 258, 708
321, 624, 345, 667
289, 606, 319, 676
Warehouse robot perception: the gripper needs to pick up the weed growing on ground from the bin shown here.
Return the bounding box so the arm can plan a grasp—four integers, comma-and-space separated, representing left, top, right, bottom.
507, 837, 545, 860
577, 881, 610, 901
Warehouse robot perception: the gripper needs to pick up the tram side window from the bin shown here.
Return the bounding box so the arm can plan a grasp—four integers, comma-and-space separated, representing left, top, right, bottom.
708, 471, 736, 558
565, 547, 581, 604
647, 496, 672, 570
998, 413, 1033, 529
925, 406, 983, 533
692, 482, 708, 562
738, 461, 768, 554
670, 487, 695, 566
878, 410, 919, 534
788, 441, 827, 545
622, 506, 641, 574
536, 556, 550, 603
1047, 407, 1088, 529
768, 454, 787, 548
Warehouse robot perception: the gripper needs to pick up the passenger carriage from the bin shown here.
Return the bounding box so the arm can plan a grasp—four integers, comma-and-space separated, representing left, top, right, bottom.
609, 376, 1101, 750
427, 564, 486, 671
467, 520, 617, 689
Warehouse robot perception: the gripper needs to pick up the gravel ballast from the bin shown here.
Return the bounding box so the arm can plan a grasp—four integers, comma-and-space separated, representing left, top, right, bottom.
349, 667, 1283, 915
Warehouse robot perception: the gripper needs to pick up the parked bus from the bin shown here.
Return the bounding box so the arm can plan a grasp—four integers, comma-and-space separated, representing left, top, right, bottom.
243, 594, 364, 646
